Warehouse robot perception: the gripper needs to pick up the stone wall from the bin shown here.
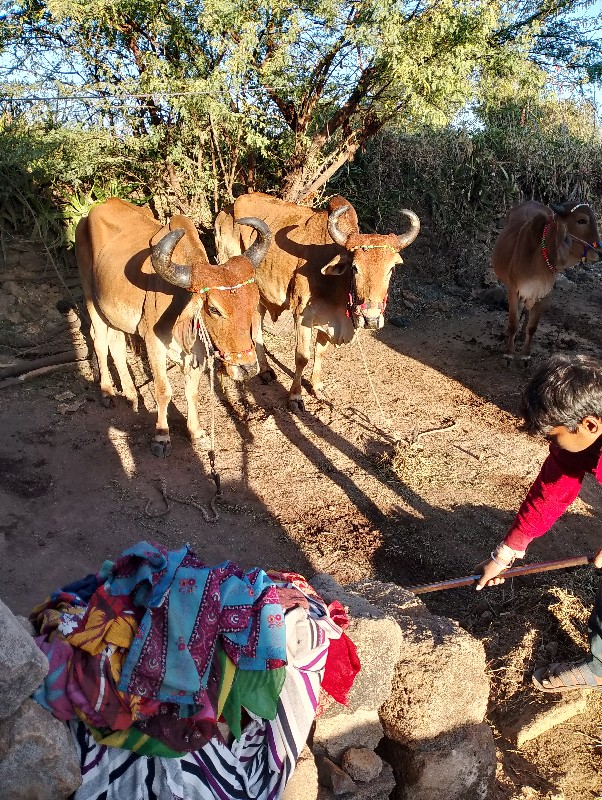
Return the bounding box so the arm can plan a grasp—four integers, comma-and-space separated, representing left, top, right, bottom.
307, 575, 496, 800
0, 576, 496, 800
0, 600, 81, 800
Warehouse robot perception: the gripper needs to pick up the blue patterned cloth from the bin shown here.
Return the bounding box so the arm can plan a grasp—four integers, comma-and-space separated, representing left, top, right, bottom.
107, 542, 287, 704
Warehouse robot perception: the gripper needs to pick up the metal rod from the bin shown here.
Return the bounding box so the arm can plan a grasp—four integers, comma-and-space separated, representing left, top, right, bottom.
405, 553, 596, 595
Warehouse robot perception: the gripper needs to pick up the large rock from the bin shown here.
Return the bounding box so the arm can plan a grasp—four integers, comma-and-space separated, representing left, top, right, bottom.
0, 599, 48, 720
341, 747, 383, 782
380, 723, 496, 800
0, 698, 81, 800
316, 754, 357, 795
318, 761, 396, 800
283, 745, 319, 800
310, 574, 403, 717
349, 579, 489, 743
314, 709, 384, 762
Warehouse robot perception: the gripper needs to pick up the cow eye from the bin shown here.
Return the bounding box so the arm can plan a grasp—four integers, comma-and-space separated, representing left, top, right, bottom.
577, 217, 588, 225
207, 305, 222, 317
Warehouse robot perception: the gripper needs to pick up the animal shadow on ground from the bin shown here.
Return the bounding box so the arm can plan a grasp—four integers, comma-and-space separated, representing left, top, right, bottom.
0, 331, 315, 615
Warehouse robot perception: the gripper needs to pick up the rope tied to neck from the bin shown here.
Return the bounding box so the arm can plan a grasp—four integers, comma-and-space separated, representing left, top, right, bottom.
196, 313, 223, 506
349, 244, 399, 253
194, 276, 255, 294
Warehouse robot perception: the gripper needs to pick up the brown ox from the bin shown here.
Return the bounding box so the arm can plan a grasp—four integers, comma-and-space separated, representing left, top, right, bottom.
215, 192, 420, 410
493, 200, 602, 363
76, 198, 271, 456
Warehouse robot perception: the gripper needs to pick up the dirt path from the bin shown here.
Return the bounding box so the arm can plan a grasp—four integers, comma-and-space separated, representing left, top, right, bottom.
1, 258, 602, 799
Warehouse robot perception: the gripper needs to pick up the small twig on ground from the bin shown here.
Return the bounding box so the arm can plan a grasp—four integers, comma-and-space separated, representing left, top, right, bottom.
406, 418, 458, 448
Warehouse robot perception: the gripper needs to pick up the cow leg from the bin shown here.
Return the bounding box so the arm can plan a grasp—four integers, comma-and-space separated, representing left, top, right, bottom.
255, 304, 276, 384
85, 301, 118, 406
107, 330, 138, 412
144, 337, 173, 458
289, 320, 312, 412
505, 289, 521, 364
520, 297, 548, 364
310, 330, 330, 400
184, 367, 210, 449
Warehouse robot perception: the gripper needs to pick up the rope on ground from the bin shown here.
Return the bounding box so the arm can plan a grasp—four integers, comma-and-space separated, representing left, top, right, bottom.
353, 329, 391, 431
144, 313, 224, 524
144, 477, 220, 524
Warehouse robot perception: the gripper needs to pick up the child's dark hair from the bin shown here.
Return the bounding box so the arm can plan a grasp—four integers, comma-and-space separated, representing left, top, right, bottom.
521, 353, 602, 434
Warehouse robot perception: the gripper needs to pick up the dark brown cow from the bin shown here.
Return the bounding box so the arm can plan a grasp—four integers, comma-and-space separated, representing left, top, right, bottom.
76, 198, 271, 456
215, 192, 420, 410
493, 200, 602, 363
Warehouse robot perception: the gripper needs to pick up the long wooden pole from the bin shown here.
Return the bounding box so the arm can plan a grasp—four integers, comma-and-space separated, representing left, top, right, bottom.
406, 554, 596, 595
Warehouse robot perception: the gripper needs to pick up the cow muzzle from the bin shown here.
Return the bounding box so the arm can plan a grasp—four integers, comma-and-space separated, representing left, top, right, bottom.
351, 298, 386, 330
362, 313, 385, 330
217, 346, 259, 380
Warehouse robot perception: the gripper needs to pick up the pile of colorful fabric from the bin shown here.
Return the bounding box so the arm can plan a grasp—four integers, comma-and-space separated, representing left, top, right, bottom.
30, 541, 360, 800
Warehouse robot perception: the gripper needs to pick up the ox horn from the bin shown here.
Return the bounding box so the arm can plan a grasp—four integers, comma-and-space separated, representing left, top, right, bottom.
396, 209, 421, 250
237, 217, 272, 268
327, 204, 351, 247
150, 228, 192, 289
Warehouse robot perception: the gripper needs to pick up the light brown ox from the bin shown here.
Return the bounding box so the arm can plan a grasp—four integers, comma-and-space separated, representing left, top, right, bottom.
76, 197, 271, 456
493, 200, 602, 363
215, 192, 420, 410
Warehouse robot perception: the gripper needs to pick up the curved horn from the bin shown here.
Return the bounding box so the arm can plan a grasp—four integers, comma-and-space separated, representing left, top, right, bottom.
396, 209, 421, 250
327, 204, 351, 247
150, 228, 192, 289
237, 217, 272, 269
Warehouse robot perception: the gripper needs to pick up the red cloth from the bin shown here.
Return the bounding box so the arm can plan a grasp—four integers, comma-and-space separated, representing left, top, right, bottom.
504, 437, 602, 553
319, 601, 360, 706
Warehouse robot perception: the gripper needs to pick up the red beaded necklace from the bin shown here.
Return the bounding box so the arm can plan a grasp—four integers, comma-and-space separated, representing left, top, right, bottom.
540, 219, 557, 274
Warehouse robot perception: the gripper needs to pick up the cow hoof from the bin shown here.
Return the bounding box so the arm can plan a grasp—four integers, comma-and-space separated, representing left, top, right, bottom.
101, 394, 115, 408
259, 368, 276, 384
151, 439, 172, 458
288, 398, 305, 413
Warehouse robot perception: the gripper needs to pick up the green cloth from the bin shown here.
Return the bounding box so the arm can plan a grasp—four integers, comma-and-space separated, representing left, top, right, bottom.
218, 648, 286, 739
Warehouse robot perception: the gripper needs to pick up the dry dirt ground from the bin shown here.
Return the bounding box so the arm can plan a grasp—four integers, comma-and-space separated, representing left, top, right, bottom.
1, 243, 602, 799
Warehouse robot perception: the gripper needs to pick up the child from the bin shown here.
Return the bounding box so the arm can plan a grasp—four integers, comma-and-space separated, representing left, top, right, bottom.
476, 353, 602, 692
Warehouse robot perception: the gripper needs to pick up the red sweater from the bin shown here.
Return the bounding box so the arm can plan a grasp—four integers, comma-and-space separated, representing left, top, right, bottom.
504, 435, 602, 554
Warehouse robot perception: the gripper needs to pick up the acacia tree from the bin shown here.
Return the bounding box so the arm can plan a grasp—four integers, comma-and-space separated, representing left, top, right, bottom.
1, 0, 601, 204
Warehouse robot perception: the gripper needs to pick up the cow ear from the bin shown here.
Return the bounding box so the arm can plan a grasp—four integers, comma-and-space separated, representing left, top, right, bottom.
550, 203, 567, 217
321, 254, 349, 275
393, 253, 403, 265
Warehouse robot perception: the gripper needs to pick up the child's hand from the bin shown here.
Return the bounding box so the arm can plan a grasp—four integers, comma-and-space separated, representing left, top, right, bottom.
594, 548, 602, 569
475, 558, 509, 591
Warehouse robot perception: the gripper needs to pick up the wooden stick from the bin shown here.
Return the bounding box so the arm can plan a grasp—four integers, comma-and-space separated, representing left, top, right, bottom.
406, 554, 596, 595
0, 361, 86, 388
0, 346, 89, 379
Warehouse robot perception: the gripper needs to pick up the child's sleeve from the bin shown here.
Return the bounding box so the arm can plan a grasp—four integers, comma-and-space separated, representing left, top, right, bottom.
503, 446, 586, 553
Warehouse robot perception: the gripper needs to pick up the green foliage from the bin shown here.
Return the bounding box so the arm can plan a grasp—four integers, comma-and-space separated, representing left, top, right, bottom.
1, 0, 602, 283
2, 0, 601, 204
